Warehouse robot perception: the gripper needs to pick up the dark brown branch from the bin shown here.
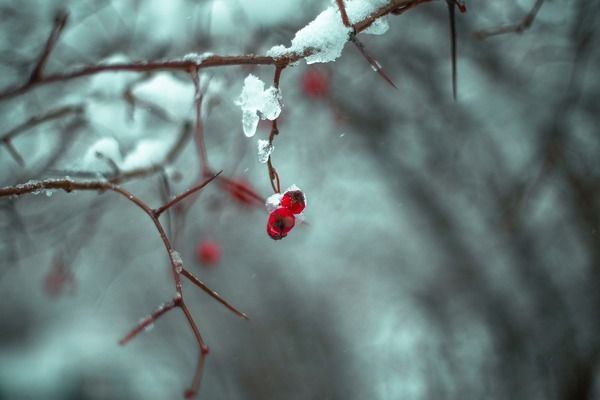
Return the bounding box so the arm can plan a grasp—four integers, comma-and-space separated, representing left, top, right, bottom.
179, 300, 208, 399
335, 0, 352, 27
266, 65, 285, 193
351, 36, 397, 89
0, 0, 432, 103
475, 0, 545, 39
447, 0, 457, 100
29, 11, 68, 83
180, 268, 249, 320
366, 0, 433, 28
153, 171, 222, 218
119, 298, 179, 345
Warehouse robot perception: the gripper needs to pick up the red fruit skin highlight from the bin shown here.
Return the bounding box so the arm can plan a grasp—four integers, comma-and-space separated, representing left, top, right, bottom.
267, 207, 296, 240
281, 190, 305, 214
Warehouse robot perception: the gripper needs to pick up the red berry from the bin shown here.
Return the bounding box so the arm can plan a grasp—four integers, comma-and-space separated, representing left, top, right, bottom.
281, 190, 305, 214
195, 240, 221, 266
267, 207, 295, 240
301, 69, 329, 98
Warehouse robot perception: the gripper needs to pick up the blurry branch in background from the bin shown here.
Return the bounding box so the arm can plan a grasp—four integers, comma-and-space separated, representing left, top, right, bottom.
1, 105, 84, 166
474, 0, 545, 39
28, 11, 69, 84
47, 120, 193, 185
0, 0, 463, 397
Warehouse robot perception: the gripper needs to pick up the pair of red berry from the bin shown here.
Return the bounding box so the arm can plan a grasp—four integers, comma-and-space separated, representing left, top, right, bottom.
266, 187, 306, 240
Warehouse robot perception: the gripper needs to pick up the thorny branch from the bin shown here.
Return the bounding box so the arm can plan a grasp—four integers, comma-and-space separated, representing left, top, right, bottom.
0, 0, 434, 103
0, 175, 247, 398
0, 0, 451, 397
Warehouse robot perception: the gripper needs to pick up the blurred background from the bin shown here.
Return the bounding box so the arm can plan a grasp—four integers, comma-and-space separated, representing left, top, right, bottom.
1, 0, 599, 399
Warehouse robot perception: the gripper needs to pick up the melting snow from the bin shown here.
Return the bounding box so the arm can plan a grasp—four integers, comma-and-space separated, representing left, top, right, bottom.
235, 74, 282, 138
266, 0, 389, 64
257, 139, 274, 163
265, 193, 283, 212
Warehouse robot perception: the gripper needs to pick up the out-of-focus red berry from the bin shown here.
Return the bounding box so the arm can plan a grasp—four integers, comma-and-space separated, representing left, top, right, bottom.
301, 69, 329, 98
43, 261, 74, 298
281, 190, 305, 214
226, 178, 260, 207
196, 240, 221, 266
267, 207, 296, 240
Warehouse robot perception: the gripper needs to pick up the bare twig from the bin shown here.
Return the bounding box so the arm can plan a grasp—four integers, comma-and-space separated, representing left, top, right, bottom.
153, 171, 222, 218
29, 11, 68, 83
0, 175, 246, 399
446, 0, 457, 100
266, 65, 285, 193
119, 298, 179, 345
475, 0, 545, 39
0, 0, 433, 103
190, 68, 210, 177
351, 36, 398, 89
335, 0, 352, 27
1, 105, 84, 166
180, 268, 249, 320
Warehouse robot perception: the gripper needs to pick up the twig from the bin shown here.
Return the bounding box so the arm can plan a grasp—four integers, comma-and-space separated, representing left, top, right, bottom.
0, 105, 84, 166
475, 0, 545, 39
0, 175, 246, 399
179, 300, 208, 399
180, 268, 249, 320
350, 36, 398, 89
447, 0, 457, 100
335, 0, 352, 27
153, 171, 222, 218
0, 0, 433, 103
29, 11, 68, 83
119, 298, 179, 345
266, 65, 284, 193
190, 68, 210, 177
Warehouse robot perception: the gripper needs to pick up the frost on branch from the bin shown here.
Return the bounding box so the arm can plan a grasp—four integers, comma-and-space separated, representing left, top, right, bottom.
266, 0, 389, 64
235, 74, 282, 138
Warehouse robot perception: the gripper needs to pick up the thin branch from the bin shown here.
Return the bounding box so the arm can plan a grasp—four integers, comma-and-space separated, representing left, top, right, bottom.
0, 0, 433, 103
190, 68, 210, 177
29, 11, 68, 83
179, 300, 208, 399
1, 105, 84, 166
447, 0, 457, 100
48, 120, 192, 186
180, 268, 249, 320
119, 298, 179, 345
351, 36, 398, 89
475, 0, 545, 39
266, 65, 284, 193
335, 0, 352, 27
3, 143, 25, 167
153, 171, 222, 218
